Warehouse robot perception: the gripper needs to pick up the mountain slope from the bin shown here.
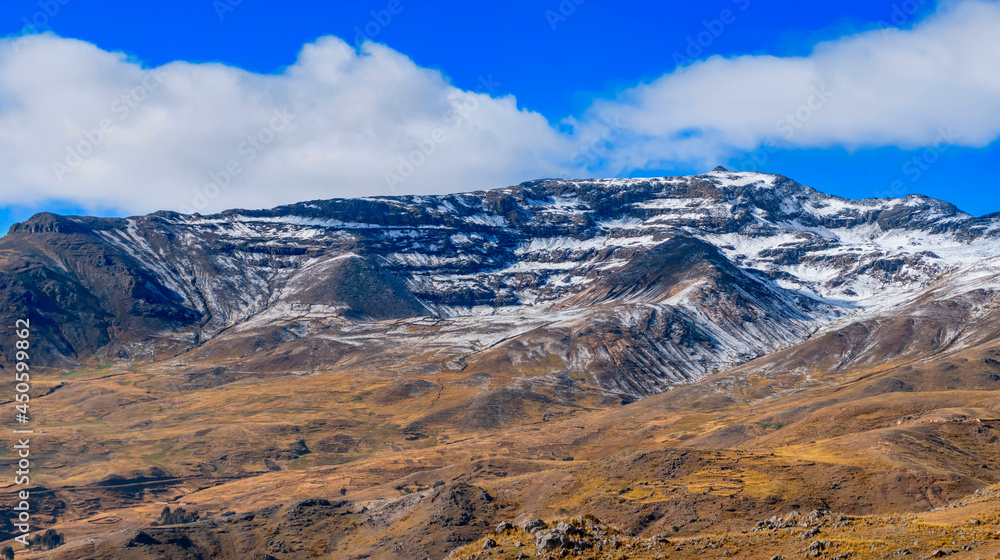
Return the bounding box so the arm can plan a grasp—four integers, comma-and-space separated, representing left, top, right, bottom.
4, 170, 998, 398
6, 171, 1000, 559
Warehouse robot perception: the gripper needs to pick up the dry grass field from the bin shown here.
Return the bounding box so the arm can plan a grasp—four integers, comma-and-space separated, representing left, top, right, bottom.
4, 305, 1000, 559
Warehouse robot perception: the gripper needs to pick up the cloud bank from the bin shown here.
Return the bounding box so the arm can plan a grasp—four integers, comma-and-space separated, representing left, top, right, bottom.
0, 0, 998, 215
580, 0, 1000, 173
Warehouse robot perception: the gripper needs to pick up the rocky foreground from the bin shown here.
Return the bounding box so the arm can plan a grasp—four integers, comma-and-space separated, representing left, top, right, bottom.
450, 495, 1000, 560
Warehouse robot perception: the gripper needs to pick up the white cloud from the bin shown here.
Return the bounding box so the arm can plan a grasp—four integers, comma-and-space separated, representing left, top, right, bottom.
0, 0, 998, 215
578, 0, 1000, 174
0, 35, 570, 214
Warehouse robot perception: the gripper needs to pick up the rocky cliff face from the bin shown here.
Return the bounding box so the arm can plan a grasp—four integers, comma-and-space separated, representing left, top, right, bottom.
4, 168, 999, 398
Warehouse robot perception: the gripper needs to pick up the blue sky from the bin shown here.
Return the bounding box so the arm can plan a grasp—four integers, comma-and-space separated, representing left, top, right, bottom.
0, 0, 997, 234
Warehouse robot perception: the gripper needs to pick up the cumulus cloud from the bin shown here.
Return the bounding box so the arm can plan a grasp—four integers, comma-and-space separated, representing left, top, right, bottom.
0, 0, 998, 215
0, 35, 569, 214
578, 0, 1000, 174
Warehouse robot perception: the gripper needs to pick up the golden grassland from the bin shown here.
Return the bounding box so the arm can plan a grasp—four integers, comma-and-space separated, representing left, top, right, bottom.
5, 328, 1000, 558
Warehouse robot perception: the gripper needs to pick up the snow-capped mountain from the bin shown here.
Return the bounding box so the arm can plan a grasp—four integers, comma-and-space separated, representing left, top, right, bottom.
5, 168, 999, 398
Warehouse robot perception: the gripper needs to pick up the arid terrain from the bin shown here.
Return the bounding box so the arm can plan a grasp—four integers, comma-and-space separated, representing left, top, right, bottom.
2, 170, 999, 559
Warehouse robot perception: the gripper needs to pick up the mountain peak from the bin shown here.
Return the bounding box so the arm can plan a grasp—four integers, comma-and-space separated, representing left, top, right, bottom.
711, 166, 730, 172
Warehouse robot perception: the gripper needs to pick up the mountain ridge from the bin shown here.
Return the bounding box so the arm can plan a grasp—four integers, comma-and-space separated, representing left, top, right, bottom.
6, 170, 1000, 559
3, 170, 999, 398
